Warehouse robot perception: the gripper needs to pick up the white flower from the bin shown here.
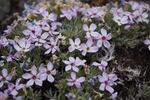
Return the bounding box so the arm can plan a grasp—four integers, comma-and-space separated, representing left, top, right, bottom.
67, 72, 85, 88
13, 38, 32, 52
98, 72, 118, 94
0, 69, 12, 88
0, 36, 9, 47
81, 39, 98, 56
133, 10, 149, 23
97, 28, 112, 48
83, 23, 99, 38
68, 38, 81, 52
92, 60, 108, 71
111, 8, 130, 25
7, 78, 24, 96
39, 62, 56, 83
23, 23, 42, 38
63, 57, 86, 72
44, 37, 60, 54
4, 25, 13, 35
42, 11, 57, 22
34, 32, 49, 46
35, 20, 50, 31
22, 65, 43, 87
60, 7, 78, 20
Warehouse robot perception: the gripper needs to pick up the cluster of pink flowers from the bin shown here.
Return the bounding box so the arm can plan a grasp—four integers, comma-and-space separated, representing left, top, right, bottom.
0, 0, 150, 99
111, 1, 149, 26
22, 62, 56, 87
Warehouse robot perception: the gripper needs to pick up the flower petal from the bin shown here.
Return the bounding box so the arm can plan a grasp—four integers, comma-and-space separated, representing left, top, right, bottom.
99, 83, 105, 91
47, 75, 54, 83
106, 85, 114, 93
35, 79, 43, 86
22, 73, 32, 79
2, 69, 8, 77
26, 79, 34, 87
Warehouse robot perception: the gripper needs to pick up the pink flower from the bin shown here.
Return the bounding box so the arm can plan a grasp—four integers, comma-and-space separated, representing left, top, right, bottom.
83, 23, 99, 38
23, 23, 42, 38
92, 60, 108, 71
97, 28, 112, 48
42, 11, 57, 22
133, 10, 149, 23
13, 38, 32, 52
34, 32, 49, 46
63, 57, 86, 72
81, 39, 98, 56
67, 72, 85, 88
44, 37, 60, 54
22, 65, 44, 87
35, 20, 50, 31
39, 62, 56, 83
0, 68, 12, 88
81, 7, 97, 18
60, 9, 73, 20
98, 72, 118, 94
60, 6, 79, 20
0, 36, 9, 47
33, 7, 46, 14
68, 38, 81, 52
7, 78, 24, 96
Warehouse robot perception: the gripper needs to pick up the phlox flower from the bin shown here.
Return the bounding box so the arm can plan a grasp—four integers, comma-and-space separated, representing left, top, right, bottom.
23, 23, 42, 38
92, 60, 108, 71
32, 6, 46, 14
22, 65, 44, 87
44, 37, 60, 54
98, 72, 118, 94
0, 36, 9, 47
42, 11, 57, 22
0, 68, 12, 88
68, 38, 81, 52
144, 39, 150, 50
4, 25, 13, 36
133, 10, 149, 24
81, 7, 100, 18
60, 6, 79, 20
111, 8, 130, 25
129, 1, 140, 11
1, 54, 14, 62
81, 39, 98, 56
67, 72, 85, 88
83, 23, 99, 38
7, 78, 24, 96
63, 57, 86, 72
13, 38, 32, 52
35, 20, 50, 31
39, 62, 56, 83
60, 9, 74, 20
96, 28, 112, 48
34, 32, 49, 46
